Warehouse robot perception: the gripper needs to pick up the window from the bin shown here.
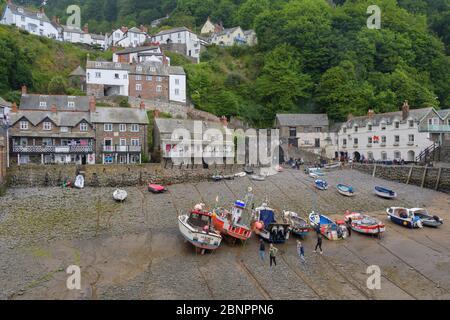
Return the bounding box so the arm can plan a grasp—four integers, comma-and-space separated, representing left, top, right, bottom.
315, 139, 320, 148
67, 101, 75, 108
104, 124, 113, 132
381, 152, 387, 161
131, 139, 140, 146
123, 74, 127, 79
315, 127, 322, 133
136, 75, 142, 81
394, 121, 400, 129
353, 138, 358, 145
60, 127, 69, 133
354, 126, 358, 133
136, 66, 142, 72
119, 138, 127, 146
114, 73, 120, 79
408, 135, 415, 143
367, 152, 374, 161
42, 138, 52, 146
136, 84, 142, 91
381, 136, 386, 143
343, 139, 347, 146
95, 72, 101, 78
80, 123, 88, 132
368, 124, 372, 131
40, 101, 47, 108
146, 75, 153, 81
289, 127, 296, 137
157, 76, 162, 82
115, 63, 121, 68
175, 89, 180, 95
150, 67, 156, 72
408, 120, 414, 128
119, 124, 126, 132
381, 123, 386, 130
175, 79, 180, 85
368, 137, 373, 144
394, 151, 401, 160
343, 128, 347, 134
428, 118, 439, 126
20, 121, 29, 130
131, 124, 139, 132
21, 16, 25, 22
156, 85, 162, 92
43, 122, 52, 131
394, 135, 400, 145
95, 62, 102, 67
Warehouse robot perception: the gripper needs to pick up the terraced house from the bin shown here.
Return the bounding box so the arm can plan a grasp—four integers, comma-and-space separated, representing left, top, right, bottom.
0, 98, 10, 184
8, 91, 96, 165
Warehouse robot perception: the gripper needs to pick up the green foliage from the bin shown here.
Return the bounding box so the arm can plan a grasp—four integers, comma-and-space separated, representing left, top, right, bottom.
48, 76, 68, 94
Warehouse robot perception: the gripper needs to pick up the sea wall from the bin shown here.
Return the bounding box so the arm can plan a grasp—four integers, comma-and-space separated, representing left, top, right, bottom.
6, 163, 246, 188
352, 163, 450, 194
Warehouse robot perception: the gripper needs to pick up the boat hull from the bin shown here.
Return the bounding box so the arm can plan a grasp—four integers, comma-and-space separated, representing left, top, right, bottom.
309, 213, 348, 240
178, 215, 222, 250
375, 187, 396, 199
212, 215, 252, 241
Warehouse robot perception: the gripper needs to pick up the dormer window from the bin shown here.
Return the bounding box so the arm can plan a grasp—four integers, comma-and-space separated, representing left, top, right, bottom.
354, 125, 358, 133
43, 121, 52, 131
150, 67, 156, 72
367, 124, 372, 131
115, 63, 121, 68
381, 122, 386, 130
343, 127, 347, 134
39, 101, 47, 108
394, 121, 400, 129
20, 121, 28, 130
67, 101, 75, 108
95, 62, 102, 67
408, 120, 414, 128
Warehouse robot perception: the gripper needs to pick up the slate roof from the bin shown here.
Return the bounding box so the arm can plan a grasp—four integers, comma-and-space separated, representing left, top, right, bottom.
86, 60, 131, 71
344, 108, 434, 128
19, 95, 90, 112
130, 61, 169, 76
7, 3, 51, 22
61, 25, 84, 34
168, 66, 186, 76
128, 27, 146, 34
276, 114, 329, 127
155, 118, 227, 135
155, 27, 192, 36
69, 66, 86, 77
115, 46, 159, 55
90, 107, 149, 124
0, 97, 11, 107
9, 110, 91, 127
437, 109, 450, 119
214, 27, 242, 37
91, 34, 106, 41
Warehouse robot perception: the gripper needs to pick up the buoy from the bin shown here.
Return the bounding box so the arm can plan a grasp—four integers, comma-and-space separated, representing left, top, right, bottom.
255, 222, 263, 230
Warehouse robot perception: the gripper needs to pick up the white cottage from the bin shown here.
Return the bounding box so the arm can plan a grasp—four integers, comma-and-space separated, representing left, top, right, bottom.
151, 27, 201, 62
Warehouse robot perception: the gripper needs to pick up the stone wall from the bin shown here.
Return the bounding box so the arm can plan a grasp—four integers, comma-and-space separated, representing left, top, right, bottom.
6, 163, 247, 188
352, 163, 450, 194
129, 97, 188, 119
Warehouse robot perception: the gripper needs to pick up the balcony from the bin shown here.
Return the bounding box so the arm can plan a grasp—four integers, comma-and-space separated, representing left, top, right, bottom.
422, 125, 450, 133
102, 145, 142, 153
13, 145, 93, 154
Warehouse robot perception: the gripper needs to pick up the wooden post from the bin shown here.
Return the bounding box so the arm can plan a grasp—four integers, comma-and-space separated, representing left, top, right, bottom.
372, 164, 377, 177
406, 166, 413, 185
435, 167, 442, 191
421, 165, 428, 188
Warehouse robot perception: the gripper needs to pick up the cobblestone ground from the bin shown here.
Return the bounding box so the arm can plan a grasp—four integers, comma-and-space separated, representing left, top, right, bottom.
1, 168, 450, 300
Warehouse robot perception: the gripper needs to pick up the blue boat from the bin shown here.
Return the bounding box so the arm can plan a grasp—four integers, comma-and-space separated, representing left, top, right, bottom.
386, 207, 423, 228
375, 186, 397, 199
315, 179, 328, 191
337, 184, 355, 197
308, 212, 348, 240
254, 204, 290, 243
283, 211, 310, 238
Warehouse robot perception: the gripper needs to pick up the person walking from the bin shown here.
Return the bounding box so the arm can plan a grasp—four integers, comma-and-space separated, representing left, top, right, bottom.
297, 240, 306, 264
269, 244, 278, 267
314, 234, 323, 254
347, 218, 352, 237
258, 239, 266, 262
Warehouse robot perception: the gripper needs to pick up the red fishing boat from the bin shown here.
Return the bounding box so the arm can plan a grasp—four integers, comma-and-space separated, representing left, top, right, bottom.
211, 188, 254, 241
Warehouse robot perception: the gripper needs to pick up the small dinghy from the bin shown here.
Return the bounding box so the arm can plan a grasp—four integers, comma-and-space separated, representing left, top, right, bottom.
375, 186, 397, 199
283, 211, 310, 238
244, 166, 254, 174
305, 167, 321, 174
386, 207, 423, 228
211, 175, 224, 182
113, 189, 128, 202
234, 172, 247, 178
74, 175, 85, 189
309, 212, 348, 240
223, 174, 235, 180
309, 171, 324, 179
324, 162, 341, 170
344, 211, 385, 236
315, 180, 328, 191
148, 184, 167, 193
409, 208, 443, 228
275, 165, 284, 172
253, 203, 290, 243
337, 184, 355, 197
251, 175, 266, 181
178, 207, 222, 253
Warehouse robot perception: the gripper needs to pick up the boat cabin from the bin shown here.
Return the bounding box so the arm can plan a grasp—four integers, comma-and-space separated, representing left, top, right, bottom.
188, 210, 213, 231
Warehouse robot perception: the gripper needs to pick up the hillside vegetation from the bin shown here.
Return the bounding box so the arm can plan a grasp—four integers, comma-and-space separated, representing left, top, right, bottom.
0, 0, 449, 127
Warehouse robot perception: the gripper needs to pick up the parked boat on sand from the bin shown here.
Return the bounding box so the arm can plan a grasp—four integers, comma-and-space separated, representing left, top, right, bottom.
253, 204, 290, 243
409, 208, 443, 228
283, 211, 310, 238
344, 211, 385, 236
375, 186, 397, 199
148, 184, 167, 193
315, 179, 328, 191
309, 212, 348, 240
337, 184, 355, 197
74, 175, 85, 189
386, 207, 423, 228
113, 189, 128, 202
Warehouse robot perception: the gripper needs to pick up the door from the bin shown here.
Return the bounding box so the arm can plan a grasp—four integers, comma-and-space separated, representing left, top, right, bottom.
81, 155, 87, 165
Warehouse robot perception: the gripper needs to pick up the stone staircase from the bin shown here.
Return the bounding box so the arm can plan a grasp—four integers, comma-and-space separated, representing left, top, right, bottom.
417, 141, 450, 164
281, 144, 327, 164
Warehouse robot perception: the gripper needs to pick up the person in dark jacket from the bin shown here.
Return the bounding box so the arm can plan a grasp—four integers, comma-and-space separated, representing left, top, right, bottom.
314, 234, 323, 254
258, 239, 266, 262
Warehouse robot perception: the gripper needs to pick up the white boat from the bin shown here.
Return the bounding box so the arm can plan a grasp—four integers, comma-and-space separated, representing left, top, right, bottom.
251, 174, 266, 181
178, 209, 222, 253
324, 162, 341, 170
337, 184, 355, 197
386, 207, 423, 228
234, 172, 247, 178
309, 171, 324, 179
409, 208, 443, 228
74, 175, 85, 189
113, 189, 128, 202
309, 211, 348, 240
375, 186, 397, 199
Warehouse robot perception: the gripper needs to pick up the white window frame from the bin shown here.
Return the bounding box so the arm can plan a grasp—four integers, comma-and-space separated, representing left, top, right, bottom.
80, 122, 88, 132
136, 84, 142, 91
130, 124, 139, 132
60, 126, 69, 133
39, 101, 47, 108
104, 123, 113, 132
156, 85, 162, 92
119, 124, 127, 132
43, 121, 52, 131
131, 138, 140, 146
20, 121, 29, 130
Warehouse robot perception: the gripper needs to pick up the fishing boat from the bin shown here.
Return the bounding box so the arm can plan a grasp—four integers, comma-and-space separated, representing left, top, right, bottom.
305, 167, 321, 174
409, 208, 443, 228
386, 207, 423, 228
344, 211, 385, 235
211, 174, 224, 182
309, 212, 348, 240
74, 175, 85, 189
253, 203, 290, 243
324, 162, 341, 170
113, 189, 128, 202
337, 184, 355, 197
178, 207, 222, 253
283, 211, 310, 238
211, 188, 254, 241
234, 172, 247, 178
148, 184, 167, 193
375, 186, 397, 199
251, 174, 266, 181
244, 166, 254, 174
315, 180, 328, 191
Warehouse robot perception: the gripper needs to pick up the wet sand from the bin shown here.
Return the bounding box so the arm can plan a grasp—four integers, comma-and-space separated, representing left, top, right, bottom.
0, 168, 449, 300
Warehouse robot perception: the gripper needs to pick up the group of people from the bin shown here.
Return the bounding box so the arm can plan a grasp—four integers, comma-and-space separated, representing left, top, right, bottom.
287, 158, 304, 170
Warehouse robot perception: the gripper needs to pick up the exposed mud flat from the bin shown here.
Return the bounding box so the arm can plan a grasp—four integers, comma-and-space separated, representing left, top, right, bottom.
0, 168, 449, 300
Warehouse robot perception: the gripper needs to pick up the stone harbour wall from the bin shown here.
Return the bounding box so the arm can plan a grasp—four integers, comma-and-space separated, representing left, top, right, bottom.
5, 163, 247, 188
352, 163, 450, 194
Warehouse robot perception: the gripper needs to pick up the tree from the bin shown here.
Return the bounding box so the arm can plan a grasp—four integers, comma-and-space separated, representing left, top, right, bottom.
48, 76, 68, 94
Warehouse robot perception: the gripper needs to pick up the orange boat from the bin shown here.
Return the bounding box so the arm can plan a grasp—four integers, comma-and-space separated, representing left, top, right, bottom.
211, 189, 254, 241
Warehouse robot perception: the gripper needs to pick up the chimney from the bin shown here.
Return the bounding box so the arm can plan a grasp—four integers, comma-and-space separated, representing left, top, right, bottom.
89, 96, 96, 112
220, 116, 228, 127
153, 109, 160, 118
140, 25, 148, 33
21, 85, 27, 95
402, 100, 410, 120
367, 109, 375, 118
83, 23, 89, 33
52, 16, 57, 23
40, 6, 44, 14
51, 104, 57, 113
347, 113, 354, 121
11, 102, 18, 113
140, 101, 146, 110
57, 17, 60, 24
